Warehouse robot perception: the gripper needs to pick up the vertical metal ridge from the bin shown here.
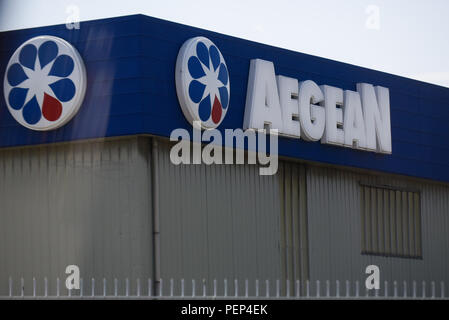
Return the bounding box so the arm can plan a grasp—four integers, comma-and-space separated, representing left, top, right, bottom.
299, 164, 310, 293
278, 161, 309, 295
151, 138, 161, 296
278, 162, 287, 291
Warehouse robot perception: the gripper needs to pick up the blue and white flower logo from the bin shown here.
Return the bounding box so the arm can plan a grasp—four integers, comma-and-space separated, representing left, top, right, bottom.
175, 37, 230, 129
3, 35, 86, 131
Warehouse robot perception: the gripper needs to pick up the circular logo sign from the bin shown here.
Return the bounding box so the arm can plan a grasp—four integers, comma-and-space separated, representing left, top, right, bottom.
3, 35, 86, 131
175, 37, 230, 129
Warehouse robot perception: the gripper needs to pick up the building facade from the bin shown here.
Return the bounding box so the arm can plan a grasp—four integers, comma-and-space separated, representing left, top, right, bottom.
0, 14, 448, 297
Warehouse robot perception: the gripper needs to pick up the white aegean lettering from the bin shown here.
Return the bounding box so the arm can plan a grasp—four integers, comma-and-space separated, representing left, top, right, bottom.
243, 59, 392, 154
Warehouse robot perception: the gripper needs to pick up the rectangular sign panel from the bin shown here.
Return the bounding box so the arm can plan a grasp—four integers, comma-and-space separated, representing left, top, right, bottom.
0, 14, 448, 182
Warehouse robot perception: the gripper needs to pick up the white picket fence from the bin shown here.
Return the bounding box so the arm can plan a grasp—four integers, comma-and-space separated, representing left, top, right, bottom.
1, 277, 447, 299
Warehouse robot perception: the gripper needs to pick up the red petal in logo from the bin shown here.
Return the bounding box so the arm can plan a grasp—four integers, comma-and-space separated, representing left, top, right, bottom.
211, 95, 222, 124
42, 93, 63, 121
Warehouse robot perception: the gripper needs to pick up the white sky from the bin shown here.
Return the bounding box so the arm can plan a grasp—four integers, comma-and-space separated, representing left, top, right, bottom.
1, 0, 448, 88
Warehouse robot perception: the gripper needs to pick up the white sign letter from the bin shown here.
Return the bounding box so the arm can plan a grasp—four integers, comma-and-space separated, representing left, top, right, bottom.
357, 83, 392, 153
344, 90, 366, 149
243, 59, 283, 131
298, 80, 325, 141
276, 75, 300, 138
321, 85, 344, 145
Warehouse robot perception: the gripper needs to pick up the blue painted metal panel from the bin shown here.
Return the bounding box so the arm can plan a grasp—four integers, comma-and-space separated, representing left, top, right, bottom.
0, 14, 448, 182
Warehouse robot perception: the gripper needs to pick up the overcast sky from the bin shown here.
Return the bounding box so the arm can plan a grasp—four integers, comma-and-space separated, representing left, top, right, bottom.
1, 0, 448, 88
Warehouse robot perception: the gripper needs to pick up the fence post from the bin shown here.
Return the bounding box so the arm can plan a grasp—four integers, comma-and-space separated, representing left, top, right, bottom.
326, 280, 330, 298
316, 280, 320, 298
403, 281, 407, 298
203, 278, 206, 297
384, 280, 388, 298
114, 278, 118, 297
159, 278, 163, 297
296, 280, 300, 298
235, 279, 238, 297
192, 279, 196, 298
306, 280, 310, 298
148, 278, 152, 297
245, 279, 249, 298
137, 278, 141, 297
413, 281, 417, 299
33, 277, 36, 297
91, 278, 95, 297
126, 278, 129, 297
9, 277, 12, 297
170, 278, 174, 298
336, 280, 340, 298
44, 277, 48, 297
213, 279, 217, 298
224, 279, 228, 298
103, 278, 106, 297
431, 281, 435, 299
21, 277, 24, 297
56, 277, 60, 297
355, 280, 359, 298
422, 281, 426, 299
256, 279, 260, 298
202, 279, 206, 297
346, 280, 350, 298
441, 281, 445, 299
266, 279, 270, 298
393, 281, 398, 298
181, 279, 185, 298
276, 279, 280, 298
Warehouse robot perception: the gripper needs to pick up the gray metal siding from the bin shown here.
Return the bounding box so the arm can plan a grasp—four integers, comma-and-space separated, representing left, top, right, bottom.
0, 137, 153, 296
0, 134, 448, 297
360, 185, 422, 258
155, 140, 281, 296
306, 165, 449, 295
278, 161, 309, 294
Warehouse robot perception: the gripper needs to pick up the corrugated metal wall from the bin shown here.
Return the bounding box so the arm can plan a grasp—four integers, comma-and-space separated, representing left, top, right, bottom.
0, 135, 448, 297
278, 161, 309, 295
360, 184, 422, 258
155, 140, 281, 296
306, 165, 449, 296
147, 139, 449, 296
0, 137, 153, 296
